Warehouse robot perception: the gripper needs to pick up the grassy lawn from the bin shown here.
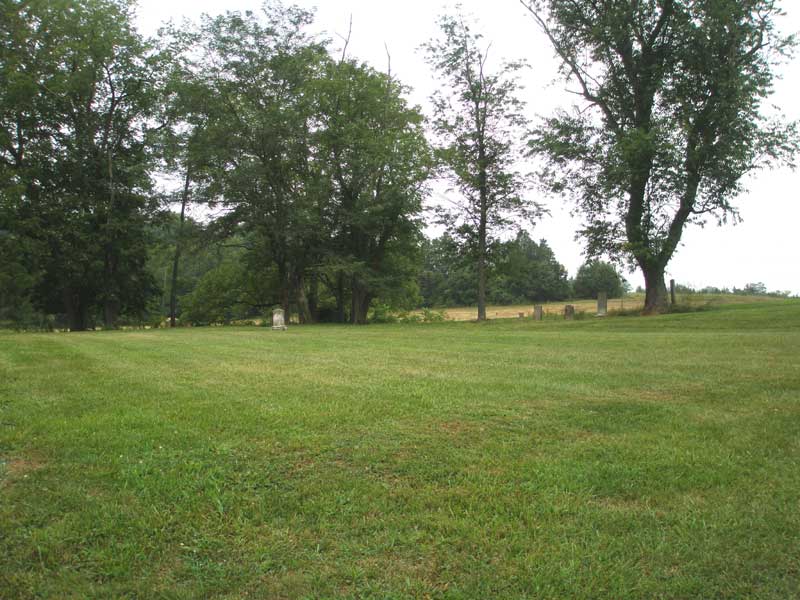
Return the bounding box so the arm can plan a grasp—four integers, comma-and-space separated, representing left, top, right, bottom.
1, 301, 799, 598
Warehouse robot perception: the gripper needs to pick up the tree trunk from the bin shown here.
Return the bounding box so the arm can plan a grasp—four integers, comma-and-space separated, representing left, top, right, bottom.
642, 263, 669, 314
476, 107, 488, 322
102, 148, 118, 330
278, 261, 291, 321
477, 209, 487, 321
102, 249, 118, 330
350, 276, 371, 325
103, 301, 119, 329
336, 272, 346, 323
294, 272, 312, 324
170, 168, 191, 327
308, 271, 319, 322
64, 289, 89, 332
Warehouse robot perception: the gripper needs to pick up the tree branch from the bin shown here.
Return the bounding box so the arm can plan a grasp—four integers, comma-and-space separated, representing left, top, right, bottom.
519, 1, 621, 134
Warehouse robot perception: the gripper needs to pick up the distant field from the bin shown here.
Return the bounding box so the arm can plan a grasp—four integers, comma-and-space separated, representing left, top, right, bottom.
436, 293, 784, 321
1, 300, 799, 598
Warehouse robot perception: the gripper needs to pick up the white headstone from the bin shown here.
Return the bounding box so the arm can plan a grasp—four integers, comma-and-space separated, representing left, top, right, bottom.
272, 308, 287, 331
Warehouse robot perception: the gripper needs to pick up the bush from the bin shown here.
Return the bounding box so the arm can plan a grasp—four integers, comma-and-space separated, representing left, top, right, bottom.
397, 311, 423, 324
421, 308, 446, 323
370, 304, 398, 324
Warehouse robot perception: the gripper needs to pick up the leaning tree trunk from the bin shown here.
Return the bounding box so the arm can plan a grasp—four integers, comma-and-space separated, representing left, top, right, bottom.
626, 148, 696, 316
277, 261, 291, 321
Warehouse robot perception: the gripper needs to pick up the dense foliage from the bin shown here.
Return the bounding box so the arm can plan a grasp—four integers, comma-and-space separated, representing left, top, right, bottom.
420, 231, 570, 307
0, 1, 434, 328
573, 261, 626, 299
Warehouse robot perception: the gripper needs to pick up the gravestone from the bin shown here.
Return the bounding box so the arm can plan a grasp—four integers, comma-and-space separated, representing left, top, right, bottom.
272, 308, 287, 331
519, 312, 525, 319
597, 291, 608, 316
534, 305, 543, 321
564, 304, 575, 320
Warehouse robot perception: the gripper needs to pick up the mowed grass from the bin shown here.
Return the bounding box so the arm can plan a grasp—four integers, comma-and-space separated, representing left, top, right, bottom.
1, 301, 799, 599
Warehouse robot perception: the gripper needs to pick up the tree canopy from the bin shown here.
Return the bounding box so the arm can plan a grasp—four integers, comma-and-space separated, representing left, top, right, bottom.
160, 4, 431, 325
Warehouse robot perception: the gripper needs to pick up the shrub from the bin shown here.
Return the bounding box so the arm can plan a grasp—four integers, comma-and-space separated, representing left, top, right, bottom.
421, 308, 446, 323
397, 311, 423, 324
370, 304, 398, 324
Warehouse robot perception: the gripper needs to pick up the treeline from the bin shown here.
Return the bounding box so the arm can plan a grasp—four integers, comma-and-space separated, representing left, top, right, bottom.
420, 232, 630, 308
143, 221, 627, 326
0, 0, 578, 330
4, 1, 789, 330
669, 282, 795, 298
1, 1, 432, 328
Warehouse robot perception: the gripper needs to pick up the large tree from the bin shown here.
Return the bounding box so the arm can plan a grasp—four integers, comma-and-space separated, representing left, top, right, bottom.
424, 13, 541, 321
0, 0, 161, 330
157, 23, 222, 327
522, 0, 797, 313
188, 4, 329, 322
316, 58, 431, 323
185, 4, 430, 324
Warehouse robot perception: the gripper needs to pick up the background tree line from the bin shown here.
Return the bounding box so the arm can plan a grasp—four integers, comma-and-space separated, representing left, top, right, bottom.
1, 0, 794, 329
0, 0, 569, 329
2, 0, 435, 328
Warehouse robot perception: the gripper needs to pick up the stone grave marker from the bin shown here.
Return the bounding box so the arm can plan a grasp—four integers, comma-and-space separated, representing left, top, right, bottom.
564, 304, 575, 320
534, 305, 543, 321
597, 291, 608, 316
272, 308, 287, 331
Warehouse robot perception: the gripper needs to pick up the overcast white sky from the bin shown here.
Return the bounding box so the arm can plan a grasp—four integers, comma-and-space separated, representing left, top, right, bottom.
135, 0, 800, 294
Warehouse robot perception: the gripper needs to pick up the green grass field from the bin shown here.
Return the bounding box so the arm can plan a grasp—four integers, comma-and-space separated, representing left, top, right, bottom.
2, 301, 799, 599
